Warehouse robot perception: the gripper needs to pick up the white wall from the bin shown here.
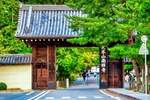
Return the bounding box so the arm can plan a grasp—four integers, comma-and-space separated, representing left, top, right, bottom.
0, 65, 32, 90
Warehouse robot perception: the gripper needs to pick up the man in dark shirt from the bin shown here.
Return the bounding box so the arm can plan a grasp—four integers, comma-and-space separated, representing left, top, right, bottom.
82, 70, 86, 81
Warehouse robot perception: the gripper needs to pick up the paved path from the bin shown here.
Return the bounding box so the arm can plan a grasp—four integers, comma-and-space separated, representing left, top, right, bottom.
69, 75, 99, 89
108, 81, 150, 100
70, 75, 150, 100
108, 88, 150, 100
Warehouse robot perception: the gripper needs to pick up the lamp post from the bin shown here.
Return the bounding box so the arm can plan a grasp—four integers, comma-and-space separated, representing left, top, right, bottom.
139, 35, 148, 94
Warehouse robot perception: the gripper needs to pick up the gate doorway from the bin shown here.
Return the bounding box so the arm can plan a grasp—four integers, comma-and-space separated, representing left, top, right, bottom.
36, 64, 47, 90
108, 59, 123, 88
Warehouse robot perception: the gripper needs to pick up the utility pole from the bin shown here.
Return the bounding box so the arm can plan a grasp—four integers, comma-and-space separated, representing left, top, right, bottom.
139, 35, 149, 94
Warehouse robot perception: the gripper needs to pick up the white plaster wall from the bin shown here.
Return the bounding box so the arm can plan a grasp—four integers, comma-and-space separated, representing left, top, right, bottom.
0, 65, 32, 90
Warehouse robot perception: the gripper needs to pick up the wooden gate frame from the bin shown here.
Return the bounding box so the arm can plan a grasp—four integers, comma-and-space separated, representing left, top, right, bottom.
15, 4, 125, 90
99, 47, 124, 88
32, 44, 56, 89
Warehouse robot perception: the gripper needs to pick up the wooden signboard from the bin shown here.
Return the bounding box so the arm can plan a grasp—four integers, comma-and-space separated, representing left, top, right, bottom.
99, 46, 108, 88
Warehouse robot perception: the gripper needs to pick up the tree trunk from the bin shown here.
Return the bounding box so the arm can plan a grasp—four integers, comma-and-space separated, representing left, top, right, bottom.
132, 60, 142, 85
137, 61, 144, 83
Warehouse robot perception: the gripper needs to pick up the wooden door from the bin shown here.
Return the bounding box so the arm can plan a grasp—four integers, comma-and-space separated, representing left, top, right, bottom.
108, 62, 119, 88
37, 64, 47, 89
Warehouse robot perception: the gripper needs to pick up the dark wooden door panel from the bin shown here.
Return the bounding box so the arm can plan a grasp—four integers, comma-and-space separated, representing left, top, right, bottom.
37, 66, 47, 89
114, 74, 119, 88
108, 61, 120, 88
108, 75, 114, 88
37, 46, 47, 62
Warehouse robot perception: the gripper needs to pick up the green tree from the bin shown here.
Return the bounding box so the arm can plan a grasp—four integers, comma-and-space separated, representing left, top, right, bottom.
65, 0, 150, 87
56, 47, 99, 82
0, 0, 31, 54
0, 34, 6, 54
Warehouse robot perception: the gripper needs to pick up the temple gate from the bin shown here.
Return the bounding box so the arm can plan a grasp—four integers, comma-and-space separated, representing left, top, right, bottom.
15, 4, 124, 89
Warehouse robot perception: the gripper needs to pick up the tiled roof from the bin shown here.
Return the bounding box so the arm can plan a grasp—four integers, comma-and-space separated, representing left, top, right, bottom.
0, 54, 32, 65
15, 4, 86, 39
0, 54, 131, 65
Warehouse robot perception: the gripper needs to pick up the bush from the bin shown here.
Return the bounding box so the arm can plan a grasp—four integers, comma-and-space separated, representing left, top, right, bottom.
0, 82, 7, 90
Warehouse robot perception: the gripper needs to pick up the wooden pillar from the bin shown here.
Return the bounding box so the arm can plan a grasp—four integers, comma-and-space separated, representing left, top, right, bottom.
32, 45, 37, 89
48, 45, 56, 89
119, 58, 124, 88
99, 46, 108, 89
122, 59, 124, 88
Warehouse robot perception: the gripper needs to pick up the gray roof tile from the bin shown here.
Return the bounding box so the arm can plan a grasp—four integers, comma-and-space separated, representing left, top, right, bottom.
0, 54, 131, 65
0, 54, 32, 65
15, 5, 85, 39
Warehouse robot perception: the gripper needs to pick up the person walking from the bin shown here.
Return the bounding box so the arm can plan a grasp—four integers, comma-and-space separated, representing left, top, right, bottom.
82, 70, 86, 81
129, 71, 135, 89
125, 70, 129, 82
88, 69, 91, 77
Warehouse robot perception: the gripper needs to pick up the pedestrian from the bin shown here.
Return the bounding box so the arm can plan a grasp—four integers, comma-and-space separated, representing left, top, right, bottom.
88, 69, 91, 77
125, 70, 129, 82
82, 70, 86, 81
94, 72, 97, 77
129, 71, 135, 89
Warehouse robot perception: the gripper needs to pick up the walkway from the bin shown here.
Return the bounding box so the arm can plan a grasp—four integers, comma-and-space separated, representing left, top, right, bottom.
108, 88, 150, 100
69, 75, 99, 89
69, 75, 150, 100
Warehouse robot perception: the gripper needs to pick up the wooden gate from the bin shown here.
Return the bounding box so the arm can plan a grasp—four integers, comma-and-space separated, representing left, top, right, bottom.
108, 59, 123, 88
37, 64, 47, 89
32, 45, 56, 90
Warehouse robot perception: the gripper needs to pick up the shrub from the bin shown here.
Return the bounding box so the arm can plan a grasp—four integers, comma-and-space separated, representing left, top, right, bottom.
0, 82, 7, 90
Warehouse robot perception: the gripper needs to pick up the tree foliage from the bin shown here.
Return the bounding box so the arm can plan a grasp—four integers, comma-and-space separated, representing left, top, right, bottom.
0, 0, 31, 54
124, 64, 134, 72
2, 0, 150, 85
66, 0, 150, 57
0, 0, 101, 84
56, 47, 99, 81
65, 0, 150, 65
65, 0, 150, 85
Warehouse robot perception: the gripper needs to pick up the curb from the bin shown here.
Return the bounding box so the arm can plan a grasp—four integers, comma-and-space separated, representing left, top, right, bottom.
106, 89, 140, 100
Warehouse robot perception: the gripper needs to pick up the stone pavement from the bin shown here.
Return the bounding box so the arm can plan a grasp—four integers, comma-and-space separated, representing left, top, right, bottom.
69, 75, 150, 100
69, 75, 99, 90
107, 88, 150, 100
107, 81, 150, 100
